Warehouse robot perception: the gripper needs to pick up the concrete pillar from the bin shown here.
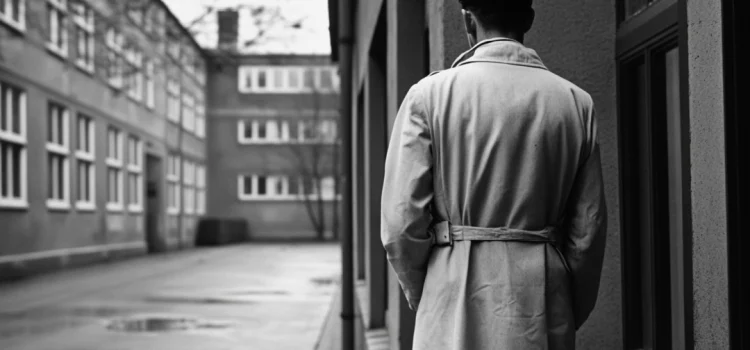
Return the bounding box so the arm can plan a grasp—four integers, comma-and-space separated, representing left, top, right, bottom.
686, 0, 730, 347
426, 0, 466, 71
364, 58, 387, 329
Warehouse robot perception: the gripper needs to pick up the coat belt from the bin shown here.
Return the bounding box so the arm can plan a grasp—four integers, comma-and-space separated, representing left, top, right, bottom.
431, 221, 558, 247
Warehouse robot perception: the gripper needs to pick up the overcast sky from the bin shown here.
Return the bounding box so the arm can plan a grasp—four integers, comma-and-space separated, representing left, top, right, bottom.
162, 0, 331, 54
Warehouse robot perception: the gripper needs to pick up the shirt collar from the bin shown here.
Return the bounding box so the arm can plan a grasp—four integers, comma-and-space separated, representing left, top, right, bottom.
451, 37, 547, 70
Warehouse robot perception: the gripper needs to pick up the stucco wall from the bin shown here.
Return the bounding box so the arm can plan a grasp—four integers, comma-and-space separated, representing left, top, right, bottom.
686, 0, 730, 348
525, 1, 621, 348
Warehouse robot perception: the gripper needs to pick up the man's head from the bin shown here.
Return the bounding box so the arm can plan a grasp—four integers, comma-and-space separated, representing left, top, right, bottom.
459, 0, 535, 46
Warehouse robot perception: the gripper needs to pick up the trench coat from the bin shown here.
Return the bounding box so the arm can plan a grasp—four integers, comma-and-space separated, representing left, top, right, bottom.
381, 38, 607, 350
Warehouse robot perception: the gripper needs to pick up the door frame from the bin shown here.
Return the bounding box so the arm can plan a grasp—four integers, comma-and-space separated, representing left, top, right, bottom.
615, 1, 693, 348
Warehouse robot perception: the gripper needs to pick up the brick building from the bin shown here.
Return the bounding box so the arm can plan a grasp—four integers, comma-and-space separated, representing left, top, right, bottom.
0, 0, 207, 279
205, 11, 341, 241
329, 0, 749, 349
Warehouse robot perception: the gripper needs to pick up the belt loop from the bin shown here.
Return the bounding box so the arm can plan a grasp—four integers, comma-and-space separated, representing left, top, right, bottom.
433, 221, 453, 246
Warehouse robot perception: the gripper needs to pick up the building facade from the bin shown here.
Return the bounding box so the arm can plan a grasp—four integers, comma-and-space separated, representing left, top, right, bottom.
330, 0, 747, 349
0, 0, 207, 279
206, 12, 342, 240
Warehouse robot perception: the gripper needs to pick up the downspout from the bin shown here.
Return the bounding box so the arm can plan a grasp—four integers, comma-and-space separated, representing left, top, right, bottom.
338, 0, 355, 348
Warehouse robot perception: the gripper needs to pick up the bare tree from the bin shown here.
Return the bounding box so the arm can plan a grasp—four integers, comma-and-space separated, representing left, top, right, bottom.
288, 88, 341, 240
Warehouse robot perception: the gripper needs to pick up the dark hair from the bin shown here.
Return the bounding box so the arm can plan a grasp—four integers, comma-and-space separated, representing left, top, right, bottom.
459, 0, 534, 34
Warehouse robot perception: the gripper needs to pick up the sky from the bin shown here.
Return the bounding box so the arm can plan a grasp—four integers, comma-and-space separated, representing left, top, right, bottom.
161, 0, 331, 54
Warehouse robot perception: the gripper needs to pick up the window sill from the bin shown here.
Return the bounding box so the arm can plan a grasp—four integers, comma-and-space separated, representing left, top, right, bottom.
75, 60, 95, 75
167, 208, 180, 215
46, 43, 68, 60
47, 200, 71, 211
0, 199, 29, 210
0, 17, 26, 34
75, 202, 96, 212
106, 203, 124, 212
128, 204, 143, 213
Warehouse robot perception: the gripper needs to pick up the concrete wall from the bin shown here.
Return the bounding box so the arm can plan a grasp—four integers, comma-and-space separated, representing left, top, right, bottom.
525, 1, 621, 348
686, 0, 730, 347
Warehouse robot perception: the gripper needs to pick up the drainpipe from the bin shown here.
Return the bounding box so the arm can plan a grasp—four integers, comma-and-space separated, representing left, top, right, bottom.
338, 0, 355, 348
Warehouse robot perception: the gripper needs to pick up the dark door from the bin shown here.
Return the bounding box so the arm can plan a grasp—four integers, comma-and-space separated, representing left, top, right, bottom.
723, 0, 749, 348
617, 1, 691, 348
145, 154, 165, 253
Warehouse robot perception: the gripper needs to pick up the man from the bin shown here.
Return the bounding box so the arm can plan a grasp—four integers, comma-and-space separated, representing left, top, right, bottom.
380, 0, 608, 349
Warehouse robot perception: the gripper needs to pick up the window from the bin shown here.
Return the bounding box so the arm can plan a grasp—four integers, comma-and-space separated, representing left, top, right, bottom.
46, 0, 67, 57
167, 154, 180, 214
166, 22, 181, 60
195, 102, 205, 138
238, 175, 293, 200
106, 28, 124, 88
303, 68, 315, 89
237, 66, 340, 94
106, 127, 124, 211
183, 160, 194, 214
620, 0, 662, 23
125, 46, 143, 101
167, 79, 180, 122
0, 0, 26, 30
126, 136, 143, 212
75, 114, 94, 210
47, 103, 70, 209
238, 120, 280, 144
0, 82, 27, 207
183, 46, 195, 77
182, 93, 194, 132
145, 59, 155, 109
195, 165, 206, 215
71, 0, 93, 72
298, 175, 339, 200
299, 119, 338, 143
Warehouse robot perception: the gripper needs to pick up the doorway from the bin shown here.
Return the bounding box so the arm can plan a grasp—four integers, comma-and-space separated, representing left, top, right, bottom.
616, 1, 691, 348
145, 154, 165, 253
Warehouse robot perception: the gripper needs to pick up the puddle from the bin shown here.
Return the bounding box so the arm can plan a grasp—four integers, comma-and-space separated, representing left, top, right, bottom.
106, 316, 231, 333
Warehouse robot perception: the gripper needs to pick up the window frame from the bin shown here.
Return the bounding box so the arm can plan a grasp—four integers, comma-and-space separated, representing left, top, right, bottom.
166, 154, 181, 215
0, 81, 28, 208
71, 0, 94, 73
0, 0, 27, 31
125, 45, 144, 102
46, 102, 71, 209
181, 93, 195, 132
105, 127, 124, 211
195, 165, 206, 215
166, 78, 181, 123
46, 0, 68, 58
126, 135, 143, 213
238, 66, 340, 94
74, 113, 95, 210
106, 28, 125, 89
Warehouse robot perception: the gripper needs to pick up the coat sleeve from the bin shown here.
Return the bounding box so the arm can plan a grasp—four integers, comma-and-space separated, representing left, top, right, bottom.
563, 105, 608, 330
381, 85, 434, 311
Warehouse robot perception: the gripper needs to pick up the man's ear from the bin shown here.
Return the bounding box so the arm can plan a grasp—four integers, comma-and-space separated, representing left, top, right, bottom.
462, 10, 477, 46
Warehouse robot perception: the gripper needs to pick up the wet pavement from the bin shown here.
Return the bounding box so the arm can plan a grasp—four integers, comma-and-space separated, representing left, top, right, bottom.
0, 243, 341, 350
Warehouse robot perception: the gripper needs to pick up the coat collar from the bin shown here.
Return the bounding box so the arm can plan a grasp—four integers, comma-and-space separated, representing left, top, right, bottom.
450, 38, 547, 70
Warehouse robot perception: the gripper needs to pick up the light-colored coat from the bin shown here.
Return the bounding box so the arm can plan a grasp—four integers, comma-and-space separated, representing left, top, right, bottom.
381, 38, 607, 350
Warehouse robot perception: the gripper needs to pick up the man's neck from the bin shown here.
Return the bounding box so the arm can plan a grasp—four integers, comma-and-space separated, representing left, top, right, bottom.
476, 28, 524, 44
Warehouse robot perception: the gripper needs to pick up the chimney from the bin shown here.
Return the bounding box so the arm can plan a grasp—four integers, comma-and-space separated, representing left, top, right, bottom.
217, 9, 239, 51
